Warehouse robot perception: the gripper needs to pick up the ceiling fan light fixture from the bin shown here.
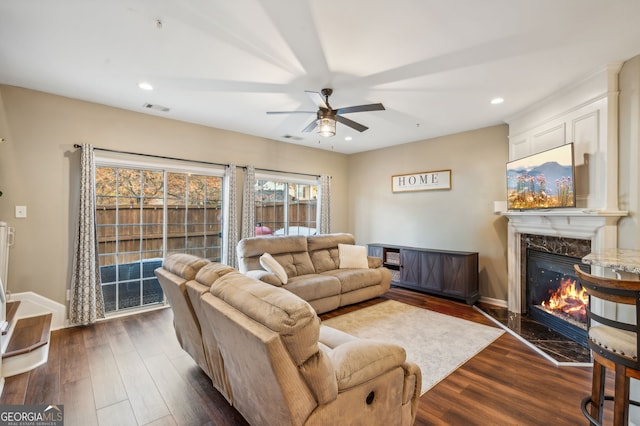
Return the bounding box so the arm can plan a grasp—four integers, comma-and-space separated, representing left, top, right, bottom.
318, 117, 336, 137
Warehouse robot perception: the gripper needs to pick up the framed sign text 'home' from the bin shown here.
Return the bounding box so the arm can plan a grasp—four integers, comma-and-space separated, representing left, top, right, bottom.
391, 169, 451, 193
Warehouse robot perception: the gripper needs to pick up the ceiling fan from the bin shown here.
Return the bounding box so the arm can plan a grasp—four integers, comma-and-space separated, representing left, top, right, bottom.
267, 88, 385, 137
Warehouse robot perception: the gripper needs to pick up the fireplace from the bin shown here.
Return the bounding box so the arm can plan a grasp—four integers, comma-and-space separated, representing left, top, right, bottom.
503, 210, 625, 314
526, 248, 589, 347
496, 210, 626, 364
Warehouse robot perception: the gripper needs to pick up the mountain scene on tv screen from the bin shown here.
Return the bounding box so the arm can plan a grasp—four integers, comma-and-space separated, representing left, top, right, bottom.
507, 161, 574, 209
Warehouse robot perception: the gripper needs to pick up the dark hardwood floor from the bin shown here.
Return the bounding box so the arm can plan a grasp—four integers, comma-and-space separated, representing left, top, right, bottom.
0, 287, 607, 425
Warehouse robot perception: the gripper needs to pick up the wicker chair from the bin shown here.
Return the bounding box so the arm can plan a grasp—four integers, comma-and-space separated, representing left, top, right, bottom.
574, 264, 640, 425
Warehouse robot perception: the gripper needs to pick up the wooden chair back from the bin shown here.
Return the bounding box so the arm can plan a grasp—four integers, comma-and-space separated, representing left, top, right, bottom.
573, 264, 640, 368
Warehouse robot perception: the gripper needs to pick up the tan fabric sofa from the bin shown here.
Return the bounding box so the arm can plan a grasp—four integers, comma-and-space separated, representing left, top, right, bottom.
155, 254, 237, 402
236, 233, 392, 313
155, 254, 422, 426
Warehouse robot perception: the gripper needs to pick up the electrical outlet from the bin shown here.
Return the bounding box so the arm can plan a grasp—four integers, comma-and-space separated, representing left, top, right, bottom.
15, 205, 27, 218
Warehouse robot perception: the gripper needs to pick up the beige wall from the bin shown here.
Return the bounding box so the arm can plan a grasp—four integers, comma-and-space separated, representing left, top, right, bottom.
0, 85, 349, 305
347, 125, 510, 301
0, 84, 511, 307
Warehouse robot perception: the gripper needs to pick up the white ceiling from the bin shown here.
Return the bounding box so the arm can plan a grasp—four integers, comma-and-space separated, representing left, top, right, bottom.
2, 1, 640, 154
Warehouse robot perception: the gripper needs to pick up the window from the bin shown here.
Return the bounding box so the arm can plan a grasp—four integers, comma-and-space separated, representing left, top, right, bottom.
95, 160, 224, 313
255, 176, 318, 236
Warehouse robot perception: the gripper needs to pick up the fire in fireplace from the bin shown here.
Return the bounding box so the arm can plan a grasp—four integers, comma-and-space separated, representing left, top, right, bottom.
526, 248, 589, 347
540, 276, 588, 323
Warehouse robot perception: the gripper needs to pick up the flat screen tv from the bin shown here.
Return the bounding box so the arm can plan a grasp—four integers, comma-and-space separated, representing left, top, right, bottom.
506, 143, 576, 210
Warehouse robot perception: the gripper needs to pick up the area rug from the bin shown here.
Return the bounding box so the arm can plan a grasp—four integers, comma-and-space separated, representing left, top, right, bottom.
322, 300, 504, 394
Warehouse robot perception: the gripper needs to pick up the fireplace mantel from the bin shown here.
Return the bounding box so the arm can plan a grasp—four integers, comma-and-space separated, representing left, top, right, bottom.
502, 209, 628, 313
502, 209, 628, 240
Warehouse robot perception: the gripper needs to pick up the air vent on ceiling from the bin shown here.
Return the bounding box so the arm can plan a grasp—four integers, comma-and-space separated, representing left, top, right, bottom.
282, 134, 303, 141
143, 103, 170, 112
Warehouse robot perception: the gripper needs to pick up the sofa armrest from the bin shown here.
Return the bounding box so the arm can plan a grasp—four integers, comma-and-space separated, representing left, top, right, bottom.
401, 361, 422, 415
367, 256, 383, 269
245, 269, 283, 287
328, 339, 407, 391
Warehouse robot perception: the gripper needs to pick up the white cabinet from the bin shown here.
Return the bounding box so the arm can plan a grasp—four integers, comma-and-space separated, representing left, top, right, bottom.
0, 221, 12, 394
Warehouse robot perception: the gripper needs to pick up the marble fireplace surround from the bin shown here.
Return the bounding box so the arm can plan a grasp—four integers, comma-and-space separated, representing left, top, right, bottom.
502, 209, 627, 314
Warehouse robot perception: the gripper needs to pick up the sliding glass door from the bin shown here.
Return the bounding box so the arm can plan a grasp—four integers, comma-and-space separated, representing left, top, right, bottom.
95, 165, 224, 313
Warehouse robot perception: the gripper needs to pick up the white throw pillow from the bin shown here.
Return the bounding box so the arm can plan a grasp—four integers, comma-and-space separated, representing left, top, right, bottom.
339, 243, 369, 269
259, 253, 288, 284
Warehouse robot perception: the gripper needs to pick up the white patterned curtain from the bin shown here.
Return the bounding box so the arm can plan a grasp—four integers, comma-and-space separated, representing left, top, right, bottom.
222, 164, 238, 267
241, 166, 256, 239
319, 174, 331, 234
69, 144, 105, 325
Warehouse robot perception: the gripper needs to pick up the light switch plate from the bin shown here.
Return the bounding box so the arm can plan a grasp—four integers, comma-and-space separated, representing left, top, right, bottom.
15, 205, 27, 218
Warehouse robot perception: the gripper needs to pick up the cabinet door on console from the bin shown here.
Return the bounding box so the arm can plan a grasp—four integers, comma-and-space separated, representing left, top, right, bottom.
368, 245, 383, 259
400, 249, 421, 287
421, 252, 443, 291
441, 254, 478, 299
401, 249, 443, 291
442, 255, 470, 296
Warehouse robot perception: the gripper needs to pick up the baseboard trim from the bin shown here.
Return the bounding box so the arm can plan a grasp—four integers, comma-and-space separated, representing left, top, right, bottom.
478, 295, 507, 308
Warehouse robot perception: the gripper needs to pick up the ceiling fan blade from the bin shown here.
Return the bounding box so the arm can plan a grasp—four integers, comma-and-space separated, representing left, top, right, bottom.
305, 90, 328, 109
266, 111, 316, 115
335, 115, 368, 132
336, 103, 385, 114
302, 119, 319, 132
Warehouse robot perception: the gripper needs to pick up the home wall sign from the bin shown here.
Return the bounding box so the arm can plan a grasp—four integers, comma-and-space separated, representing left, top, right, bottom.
391, 169, 451, 193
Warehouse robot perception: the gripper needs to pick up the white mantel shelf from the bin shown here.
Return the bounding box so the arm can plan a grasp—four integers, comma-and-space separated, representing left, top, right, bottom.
501, 209, 628, 240
502, 209, 628, 217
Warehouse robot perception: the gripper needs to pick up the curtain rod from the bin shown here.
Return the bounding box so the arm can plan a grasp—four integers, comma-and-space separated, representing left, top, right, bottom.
73, 144, 329, 178
245, 166, 324, 179
73, 144, 228, 168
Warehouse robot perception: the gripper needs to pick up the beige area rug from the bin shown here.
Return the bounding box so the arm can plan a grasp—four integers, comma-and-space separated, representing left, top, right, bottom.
322, 300, 504, 395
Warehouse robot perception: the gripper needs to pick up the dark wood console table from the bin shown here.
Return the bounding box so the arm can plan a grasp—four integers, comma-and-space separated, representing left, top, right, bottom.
368, 243, 479, 304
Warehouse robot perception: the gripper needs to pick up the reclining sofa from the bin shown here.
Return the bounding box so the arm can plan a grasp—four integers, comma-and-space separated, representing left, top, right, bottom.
236, 233, 392, 314
155, 254, 421, 426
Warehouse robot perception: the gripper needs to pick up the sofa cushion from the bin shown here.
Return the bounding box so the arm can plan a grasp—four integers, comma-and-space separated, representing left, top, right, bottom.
195, 262, 237, 287
323, 268, 386, 293
307, 233, 355, 251
318, 324, 358, 349
308, 233, 355, 273
239, 234, 308, 257
209, 271, 320, 366
237, 235, 316, 277
338, 244, 369, 269
329, 340, 407, 390
309, 247, 339, 273
286, 274, 342, 302
260, 253, 288, 284
162, 253, 211, 280
272, 252, 316, 278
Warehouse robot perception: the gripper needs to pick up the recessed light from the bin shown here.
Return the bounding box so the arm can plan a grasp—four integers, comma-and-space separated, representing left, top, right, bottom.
490, 97, 504, 105
345, 136, 353, 141
138, 82, 154, 91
